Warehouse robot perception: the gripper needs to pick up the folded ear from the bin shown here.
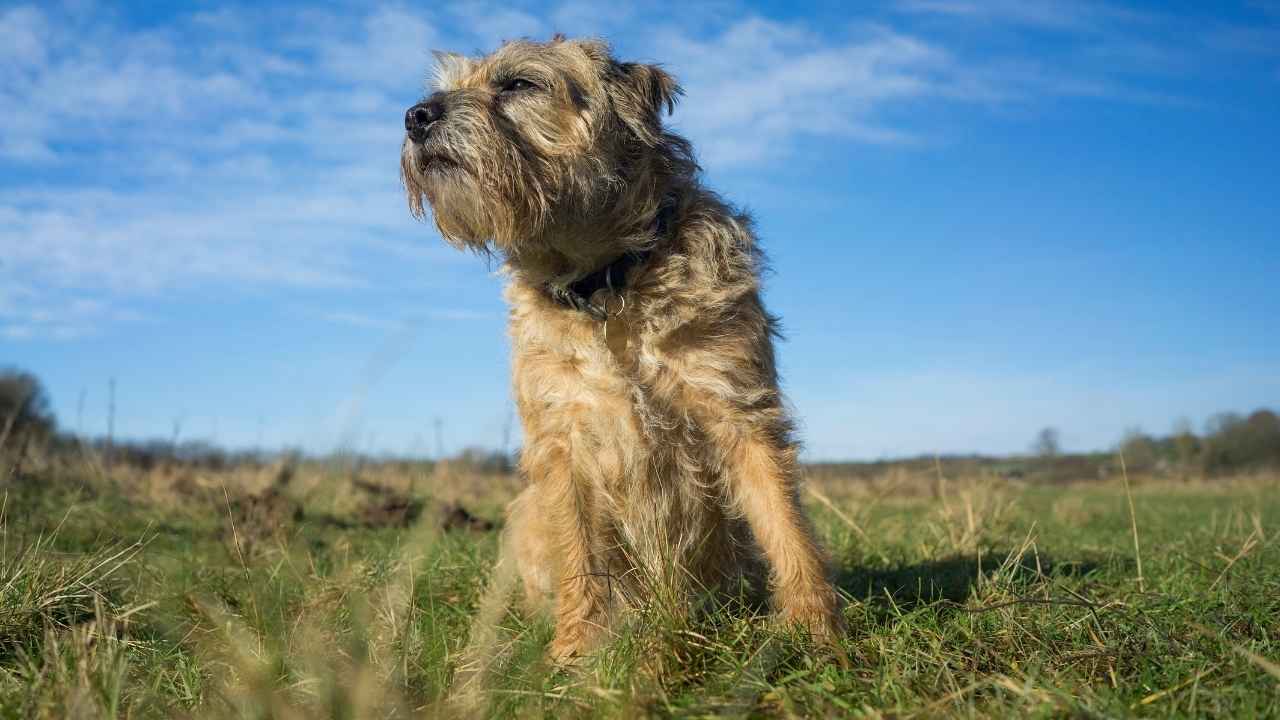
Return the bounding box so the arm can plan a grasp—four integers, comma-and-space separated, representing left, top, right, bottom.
431, 50, 473, 89
607, 61, 683, 145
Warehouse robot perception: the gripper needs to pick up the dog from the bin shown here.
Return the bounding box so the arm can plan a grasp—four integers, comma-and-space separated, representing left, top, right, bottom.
401, 35, 842, 665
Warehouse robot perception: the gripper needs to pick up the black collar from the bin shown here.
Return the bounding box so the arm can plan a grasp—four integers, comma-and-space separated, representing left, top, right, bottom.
545, 202, 676, 320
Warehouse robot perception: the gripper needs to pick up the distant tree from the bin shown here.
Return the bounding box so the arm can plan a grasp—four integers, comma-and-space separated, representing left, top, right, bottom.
1171, 418, 1200, 474
1032, 427, 1060, 458
456, 446, 513, 474
1246, 409, 1280, 437
1205, 411, 1240, 435
1119, 427, 1159, 471
1239, 409, 1280, 465
1201, 409, 1280, 474
0, 369, 56, 448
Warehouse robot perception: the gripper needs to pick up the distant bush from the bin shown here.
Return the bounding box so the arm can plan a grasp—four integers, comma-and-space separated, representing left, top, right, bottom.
1108, 409, 1279, 478
89, 438, 273, 471
455, 446, 513, 474
1200, 410, 1280, 475
0, 369, 56, 450
1031, 427, 1060, 458
1119, 428, 1160, 472
1170, 419, 1201, 470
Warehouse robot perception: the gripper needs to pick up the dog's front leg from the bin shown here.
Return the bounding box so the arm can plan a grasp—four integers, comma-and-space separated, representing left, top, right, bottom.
520, 437, 609, 663
719, 426, 844, 641
663, 358, 844, 641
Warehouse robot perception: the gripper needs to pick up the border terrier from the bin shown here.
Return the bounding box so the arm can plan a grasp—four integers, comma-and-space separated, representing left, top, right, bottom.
401, 36, 842, 664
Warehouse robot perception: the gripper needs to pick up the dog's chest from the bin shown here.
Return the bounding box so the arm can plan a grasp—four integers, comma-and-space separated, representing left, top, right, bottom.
513, 312, 723, 545
508, 296, 702, 463
513, 313, 656, 432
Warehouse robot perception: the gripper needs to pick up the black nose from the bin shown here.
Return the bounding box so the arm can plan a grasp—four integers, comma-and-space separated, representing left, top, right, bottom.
405, 96, 446, 142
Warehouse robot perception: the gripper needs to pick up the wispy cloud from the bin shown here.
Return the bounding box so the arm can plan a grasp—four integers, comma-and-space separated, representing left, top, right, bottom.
894, 0, 1152, 31
2, 0, 991, 336
322, 307, 495, 331
0, 2, 454, 339
1204, 23, 1280, 56
652, 20, 967, 164
322, 312, 406, 332
0, 282, 146, 342
1, 0, 1259, 340
889, 0, 1277, 106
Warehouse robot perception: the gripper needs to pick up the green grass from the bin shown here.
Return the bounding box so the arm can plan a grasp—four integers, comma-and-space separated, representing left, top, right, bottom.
0, 464, 1277, 718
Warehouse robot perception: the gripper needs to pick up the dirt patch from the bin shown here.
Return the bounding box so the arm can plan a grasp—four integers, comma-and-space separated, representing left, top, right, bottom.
357, 495, 424, 528
440, 502, 495, 532
221, 463, 302, 556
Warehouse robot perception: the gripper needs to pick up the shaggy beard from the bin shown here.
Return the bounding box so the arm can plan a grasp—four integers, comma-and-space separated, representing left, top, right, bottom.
399, 133, 641, 276
400, 141, 504, 252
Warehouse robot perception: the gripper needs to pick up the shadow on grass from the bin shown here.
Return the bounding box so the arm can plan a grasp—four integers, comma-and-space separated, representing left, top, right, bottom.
833, 551, 1102, 613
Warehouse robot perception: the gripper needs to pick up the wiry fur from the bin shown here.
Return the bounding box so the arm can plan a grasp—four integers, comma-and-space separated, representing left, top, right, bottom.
401, 36, 842, 668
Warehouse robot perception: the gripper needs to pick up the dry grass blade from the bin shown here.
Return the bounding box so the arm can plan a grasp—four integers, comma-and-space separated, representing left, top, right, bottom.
949, 596, 1099, 614
1190, 623, 1280, 682
1133, 667, 1217, 708
1209, 528, 1260, 590
908, 678, 988, 718
1118, 451, 1145, 593
1231, 646, 1280, 682
805, 485, 869, 542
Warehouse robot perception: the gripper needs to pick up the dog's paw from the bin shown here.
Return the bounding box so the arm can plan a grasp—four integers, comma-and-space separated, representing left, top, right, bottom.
548, 634, 605, 669
547, 637, 582, 667
547, 622, 601, 667
777, 589, 845, 644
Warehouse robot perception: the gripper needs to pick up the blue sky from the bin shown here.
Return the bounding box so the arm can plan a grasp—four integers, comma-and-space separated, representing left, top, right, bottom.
2, 0, 1278, 459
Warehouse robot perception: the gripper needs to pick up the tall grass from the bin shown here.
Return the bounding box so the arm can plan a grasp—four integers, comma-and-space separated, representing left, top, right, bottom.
0, 458, 1277, 717
0, 492, 151, 718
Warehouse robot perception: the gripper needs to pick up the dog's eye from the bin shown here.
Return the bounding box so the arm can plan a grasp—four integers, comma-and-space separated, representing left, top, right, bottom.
500, 78, 539, 94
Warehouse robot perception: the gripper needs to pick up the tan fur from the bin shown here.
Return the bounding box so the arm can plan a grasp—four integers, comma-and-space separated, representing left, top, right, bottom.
401, 36, 842, 665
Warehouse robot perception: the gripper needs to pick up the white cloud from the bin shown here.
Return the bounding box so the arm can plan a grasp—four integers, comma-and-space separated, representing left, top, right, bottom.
1, 188, 368, 293
650, 20, 971, 164
0, 5, 48, 67
447, 2, 548, 49
322, 307, 496, 331
322, 311, 405, 331
550, 0, 638, 36
4, 2, 987, 311
0, 282, 145, 342
0, 2, 460, 316
0, 0, 1240, 341
894, 0, 1146, 31
312, 5, 440, 90
0, 17, 266, 164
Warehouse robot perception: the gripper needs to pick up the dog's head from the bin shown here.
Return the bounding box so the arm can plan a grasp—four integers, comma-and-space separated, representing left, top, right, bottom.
400, 37, 686, 262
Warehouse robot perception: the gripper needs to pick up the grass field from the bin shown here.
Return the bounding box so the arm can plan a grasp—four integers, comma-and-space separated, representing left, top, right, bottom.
1, 454, 1277, 718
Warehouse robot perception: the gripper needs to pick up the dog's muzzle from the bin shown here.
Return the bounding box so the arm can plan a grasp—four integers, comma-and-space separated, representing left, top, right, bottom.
405, 93, 446, 144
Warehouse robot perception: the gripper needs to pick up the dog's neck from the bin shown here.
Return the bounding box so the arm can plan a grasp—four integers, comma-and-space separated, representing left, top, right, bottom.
540, 201, 677, 319
543, 249, 651, 320
506, 193, 680, 308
